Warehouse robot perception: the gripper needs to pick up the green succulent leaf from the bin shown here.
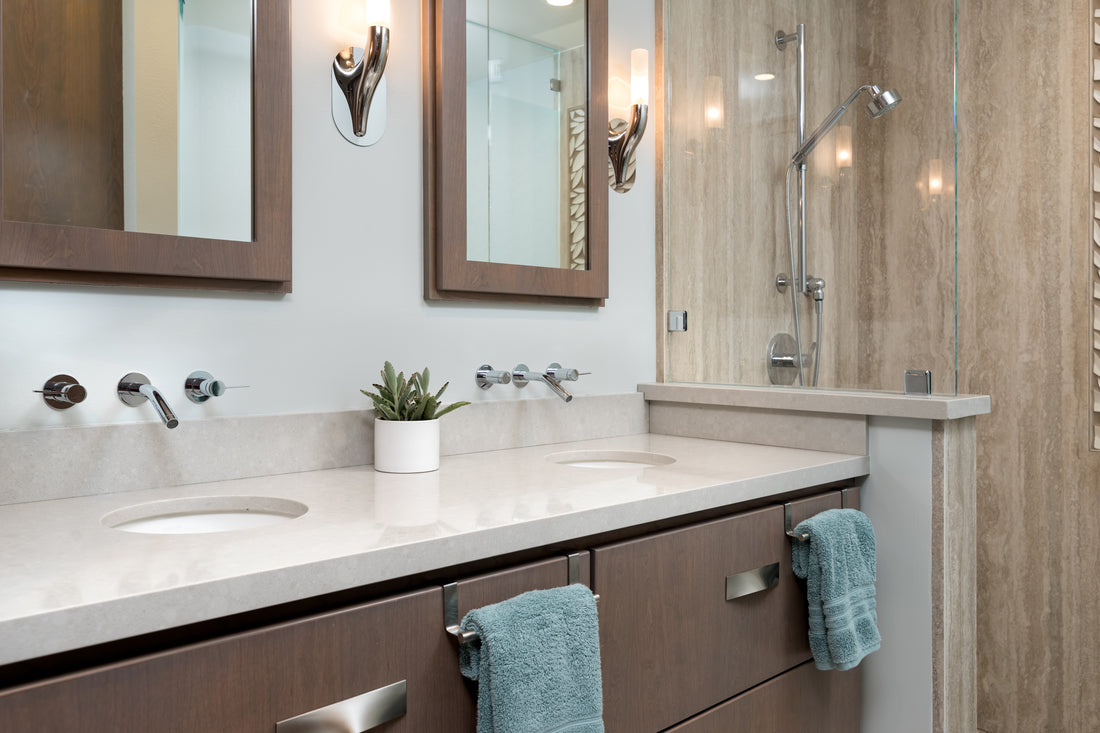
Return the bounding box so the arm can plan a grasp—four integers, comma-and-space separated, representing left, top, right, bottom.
361, 362, 468, 420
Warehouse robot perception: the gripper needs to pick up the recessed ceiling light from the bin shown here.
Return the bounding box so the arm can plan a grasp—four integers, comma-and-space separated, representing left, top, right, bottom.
754, 73, 776, 81
546, 0, 574, 5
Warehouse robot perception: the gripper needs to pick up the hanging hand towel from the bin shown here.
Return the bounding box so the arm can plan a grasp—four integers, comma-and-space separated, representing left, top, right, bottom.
791, 508, 881, 671
459, 583, 604, 733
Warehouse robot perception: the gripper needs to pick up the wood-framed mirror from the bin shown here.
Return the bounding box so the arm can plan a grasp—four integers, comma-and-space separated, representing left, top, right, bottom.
423, 0, 608, 306
0, 0, 291, 293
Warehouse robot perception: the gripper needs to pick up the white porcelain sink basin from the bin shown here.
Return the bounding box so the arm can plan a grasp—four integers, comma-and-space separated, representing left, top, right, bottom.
102, 496, 308, 535
547, 450, 676, 469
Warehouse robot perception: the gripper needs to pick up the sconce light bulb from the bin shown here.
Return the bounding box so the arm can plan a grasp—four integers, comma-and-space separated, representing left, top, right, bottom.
630, 49, 649, 106
363, 0, 391, 28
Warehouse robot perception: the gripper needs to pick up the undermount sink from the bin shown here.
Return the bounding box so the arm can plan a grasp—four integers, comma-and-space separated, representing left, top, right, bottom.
547, 450, 676, 469
102, 496, 308, 535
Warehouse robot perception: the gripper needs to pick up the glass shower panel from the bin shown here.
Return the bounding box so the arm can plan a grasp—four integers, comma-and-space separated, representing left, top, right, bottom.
466, 6, 565, 268
663, 0, 958, 395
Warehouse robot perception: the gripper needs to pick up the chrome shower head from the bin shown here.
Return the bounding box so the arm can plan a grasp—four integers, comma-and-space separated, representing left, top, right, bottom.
791, 83, 902, 165
866, 85, 901, 119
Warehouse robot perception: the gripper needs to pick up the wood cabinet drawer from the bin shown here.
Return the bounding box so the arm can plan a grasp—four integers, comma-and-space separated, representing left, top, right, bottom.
446, 553, 591, 732
0, 586, 462, 732
665, 661, 861, 732
593, 492, 844, 732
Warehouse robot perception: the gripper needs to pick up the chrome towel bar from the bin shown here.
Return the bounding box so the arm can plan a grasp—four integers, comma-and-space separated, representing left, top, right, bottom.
785, 488, 856, 543
444, 552, 599, 645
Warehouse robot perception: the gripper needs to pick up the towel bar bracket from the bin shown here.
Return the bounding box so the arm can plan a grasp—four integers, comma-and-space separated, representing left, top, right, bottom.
784, 503, 810, 543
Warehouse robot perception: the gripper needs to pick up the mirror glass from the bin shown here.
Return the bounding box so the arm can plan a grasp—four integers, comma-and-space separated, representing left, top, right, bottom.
2, 0, 252, 242
464, 0, 588, 270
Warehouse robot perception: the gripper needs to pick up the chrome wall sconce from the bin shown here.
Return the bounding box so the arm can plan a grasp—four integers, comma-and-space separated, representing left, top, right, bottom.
608, 49, 649, 194
332, 0, 391, 146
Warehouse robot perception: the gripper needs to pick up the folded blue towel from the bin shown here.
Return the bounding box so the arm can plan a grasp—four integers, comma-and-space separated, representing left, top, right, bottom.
459, 583, 604, 733
791, 508, 881, 671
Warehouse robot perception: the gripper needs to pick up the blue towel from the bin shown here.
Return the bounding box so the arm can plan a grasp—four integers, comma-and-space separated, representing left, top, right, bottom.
791, 508, 881, 671
459, 583, 604, 733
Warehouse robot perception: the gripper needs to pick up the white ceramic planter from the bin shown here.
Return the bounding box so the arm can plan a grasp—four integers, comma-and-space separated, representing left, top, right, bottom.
373, 418, 440, 473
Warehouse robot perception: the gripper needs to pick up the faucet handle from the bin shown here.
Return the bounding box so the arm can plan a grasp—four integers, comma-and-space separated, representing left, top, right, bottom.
475, 364, 512, 390
544, 363, 587, 382
35, 374, 87, 410
185, 371, 248, 403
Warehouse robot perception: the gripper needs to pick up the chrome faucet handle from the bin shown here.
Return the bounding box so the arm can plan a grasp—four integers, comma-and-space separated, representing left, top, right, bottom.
511, 363, 535, 388
35, 374, 87, 410
185, 371, 248, 403
118, 372, 179, 429
475, 364, 512, 390
544, 364, 588, 382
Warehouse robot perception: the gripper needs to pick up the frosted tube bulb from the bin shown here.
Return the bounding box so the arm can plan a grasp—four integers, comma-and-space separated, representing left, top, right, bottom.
630, 49, 649, 106
704, 75, 723, 129
928, 158, 944, 196
835, 125, 852, 168
364, 0, 390, 28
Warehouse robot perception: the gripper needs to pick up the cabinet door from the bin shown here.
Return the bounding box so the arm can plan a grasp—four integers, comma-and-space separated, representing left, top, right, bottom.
665, 661, 861, 732
446, 554, 590, 732
593, 492, 843, 732
0, 586, 463, 732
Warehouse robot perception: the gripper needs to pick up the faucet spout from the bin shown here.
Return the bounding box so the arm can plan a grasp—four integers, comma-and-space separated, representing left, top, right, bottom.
118, 372, 179, 429
540, 374, 573, 403
139, 383, 180, 428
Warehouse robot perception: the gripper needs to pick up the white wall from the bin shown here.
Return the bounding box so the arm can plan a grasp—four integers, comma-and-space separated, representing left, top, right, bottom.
0, 0, 656, 432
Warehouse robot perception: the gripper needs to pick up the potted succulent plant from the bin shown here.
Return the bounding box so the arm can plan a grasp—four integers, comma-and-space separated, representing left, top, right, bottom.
361, 362, 469, 473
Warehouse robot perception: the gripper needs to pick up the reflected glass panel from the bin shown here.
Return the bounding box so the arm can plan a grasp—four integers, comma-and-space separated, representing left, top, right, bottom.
465, 0, 587, 270
1, 0, 252, 241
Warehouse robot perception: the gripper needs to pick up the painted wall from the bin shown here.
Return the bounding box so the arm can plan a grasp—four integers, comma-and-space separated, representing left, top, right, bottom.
0, 0, 656, 433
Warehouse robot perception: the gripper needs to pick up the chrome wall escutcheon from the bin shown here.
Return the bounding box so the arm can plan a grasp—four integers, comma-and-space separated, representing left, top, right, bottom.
725, 562, 781, 601
275, 680, 407, 733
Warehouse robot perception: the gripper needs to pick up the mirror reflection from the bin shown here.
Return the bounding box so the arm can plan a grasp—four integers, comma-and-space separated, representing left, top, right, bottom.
465, 0, 587, 270
2, 0, 252, 241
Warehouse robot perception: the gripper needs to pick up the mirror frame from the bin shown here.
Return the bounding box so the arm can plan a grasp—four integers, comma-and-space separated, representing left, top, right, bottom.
0, 0, 292, 293
423, 0, 609, 306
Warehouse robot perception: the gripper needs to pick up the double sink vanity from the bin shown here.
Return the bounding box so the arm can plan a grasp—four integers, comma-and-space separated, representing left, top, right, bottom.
0, 386, 988, 731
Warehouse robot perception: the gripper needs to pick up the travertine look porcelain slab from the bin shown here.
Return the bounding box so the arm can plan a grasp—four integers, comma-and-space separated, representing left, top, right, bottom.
640, 383, 990, 420
0, 433, 867, 666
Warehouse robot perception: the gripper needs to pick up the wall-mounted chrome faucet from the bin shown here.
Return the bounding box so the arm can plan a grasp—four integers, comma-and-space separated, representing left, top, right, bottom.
511, 363, 585, 403
184, 370, 247, 403
475, 365, 512, 390
35, 374, 87, 410
118, 373, 179, 429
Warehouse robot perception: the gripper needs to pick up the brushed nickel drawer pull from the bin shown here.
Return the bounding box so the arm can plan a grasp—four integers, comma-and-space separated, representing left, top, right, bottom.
725, 562, 781, 601
275, 680, 406, 733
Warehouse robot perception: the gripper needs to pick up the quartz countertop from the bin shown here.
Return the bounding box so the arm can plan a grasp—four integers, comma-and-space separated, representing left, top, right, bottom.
0, 434, 868, 666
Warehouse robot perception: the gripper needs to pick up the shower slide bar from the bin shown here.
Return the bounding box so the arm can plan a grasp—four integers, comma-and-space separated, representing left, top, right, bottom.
443, 552, 600, 645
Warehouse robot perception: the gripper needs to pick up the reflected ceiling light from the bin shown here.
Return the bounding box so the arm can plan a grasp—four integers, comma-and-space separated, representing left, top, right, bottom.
754, 72, 776, 81
928, 158, 944, 199
704, 76, 724, 129
332, 0, 390, 146
547, 0, 575, 5
609, 49, 649, 193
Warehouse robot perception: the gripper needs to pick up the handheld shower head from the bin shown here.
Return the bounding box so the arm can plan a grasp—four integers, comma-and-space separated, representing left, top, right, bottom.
866, 86, 901, 118
791, 84, 901, 165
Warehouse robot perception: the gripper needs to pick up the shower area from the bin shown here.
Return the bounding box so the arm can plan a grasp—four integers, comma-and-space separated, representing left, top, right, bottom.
660, 0, 957, 394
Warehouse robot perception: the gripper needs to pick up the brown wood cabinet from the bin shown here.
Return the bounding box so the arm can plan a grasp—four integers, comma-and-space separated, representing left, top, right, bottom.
593, 490, 857, 732
0, 491, 862, 731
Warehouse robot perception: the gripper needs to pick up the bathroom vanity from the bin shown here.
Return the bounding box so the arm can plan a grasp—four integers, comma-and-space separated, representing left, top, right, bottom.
0, 434, 866, 731
0, 386, 988, 731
